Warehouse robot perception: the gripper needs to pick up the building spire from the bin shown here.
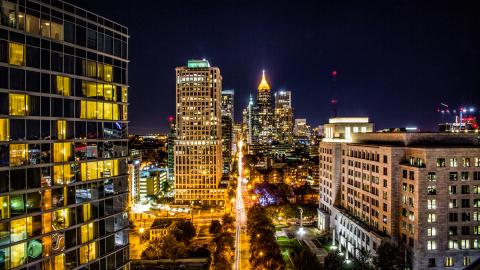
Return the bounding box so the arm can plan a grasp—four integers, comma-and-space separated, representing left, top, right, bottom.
258, 69, 270, 92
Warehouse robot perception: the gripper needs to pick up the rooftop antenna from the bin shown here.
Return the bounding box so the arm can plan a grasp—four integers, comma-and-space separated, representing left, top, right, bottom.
330, 69, 338, 117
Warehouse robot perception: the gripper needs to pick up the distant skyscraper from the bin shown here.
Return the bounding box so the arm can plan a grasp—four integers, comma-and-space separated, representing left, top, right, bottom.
128, 149, 142, 204
243, 94, 255, 144
174, 59, 225, 205
274, 90, 293, 144
221, 90, 234, 175
253, 70, 274, 145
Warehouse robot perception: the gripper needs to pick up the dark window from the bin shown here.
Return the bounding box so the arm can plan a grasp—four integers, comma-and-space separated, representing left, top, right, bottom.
41, 49, 50, 70
51, 51, 63, 72
10, 68, 25, 90
41, 120, 51, 140
75, 25, 86, 46
64, 54, 74, 74
27, 168, 41, 189
87, 29, 97, 49
428, 258, 436, 267
26, 71, 40, 92
0, 66, 7, 89
449, 213, 458, 222
29, 95, 40, 116
10, 119, 25, 140
75, 121, 86, 139
26, 120, 40, 140
10, 169, 26, 191
64, 99, 74, 118
0, 39, 7, 63
52, 98, 63, 117
64, 21, 75, 43
41, 73, 50, 93
26, 46, 40, 68
41, 96, 50, 117
0, 170, 8, 192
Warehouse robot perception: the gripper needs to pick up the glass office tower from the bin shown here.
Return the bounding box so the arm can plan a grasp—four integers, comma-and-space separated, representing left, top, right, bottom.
0, 0, 129, 269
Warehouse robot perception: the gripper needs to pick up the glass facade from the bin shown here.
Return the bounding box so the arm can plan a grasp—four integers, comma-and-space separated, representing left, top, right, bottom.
0, 0, 129, 269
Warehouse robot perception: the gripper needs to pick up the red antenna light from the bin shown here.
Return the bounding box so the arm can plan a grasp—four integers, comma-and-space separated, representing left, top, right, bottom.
332, 70, 337, 77
168, 116, 174, 122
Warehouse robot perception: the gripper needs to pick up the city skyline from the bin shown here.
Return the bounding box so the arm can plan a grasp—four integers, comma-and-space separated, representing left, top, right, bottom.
69, 0, 480, 133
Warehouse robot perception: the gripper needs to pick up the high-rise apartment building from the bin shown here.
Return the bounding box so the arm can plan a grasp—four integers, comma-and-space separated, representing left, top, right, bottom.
242, 94, 254, 145
0, 0, 130, 269
221, 90, 234, 175
274, 90, 293, 144
174, 59, 225, 206
319, 131, 480, 270
128, 149, 141, 204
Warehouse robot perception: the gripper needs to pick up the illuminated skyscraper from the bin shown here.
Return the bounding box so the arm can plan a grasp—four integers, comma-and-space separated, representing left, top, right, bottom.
0, 0, 130, 269
167, 117, 175, 183
274, 90, 293, 144
221, 90, 234, 175
252, 70, 274, 145
174, 59, 225, 205
242, 94, 254, 144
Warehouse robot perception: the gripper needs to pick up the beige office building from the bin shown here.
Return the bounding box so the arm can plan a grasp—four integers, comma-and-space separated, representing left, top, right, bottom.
174, 59, 225, 206
319, 131, 480, 269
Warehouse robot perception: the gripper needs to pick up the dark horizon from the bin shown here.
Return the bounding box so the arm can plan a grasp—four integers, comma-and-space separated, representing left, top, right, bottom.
70, 0, 480, 134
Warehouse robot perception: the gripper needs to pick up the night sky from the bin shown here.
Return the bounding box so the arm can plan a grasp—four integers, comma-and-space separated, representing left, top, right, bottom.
70, 0, 480, 134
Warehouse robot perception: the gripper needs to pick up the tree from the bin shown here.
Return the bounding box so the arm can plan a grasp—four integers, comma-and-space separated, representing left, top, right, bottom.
324, 250, 346, 270
170, 220, 196, 242
161, 234, 187, 265
141, 239, 163, 260
293, 249, 322, 270
352, 248, 373, 270
373, 242, 404, 270
209, 220, 222, 235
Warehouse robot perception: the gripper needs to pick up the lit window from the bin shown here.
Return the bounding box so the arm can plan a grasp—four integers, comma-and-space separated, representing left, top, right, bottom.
53, 142, 72, 162
427, 227, 436, 236
54, 254, 64, 269
80, 100, 120, 120
102, 64, 113, 82
448, 240, 459, 250
82, 203, 92, 222
0, 119, 9, 141
9, 94, 29, 116
41, 19, 51, 38
51, 21, 64, 40
103, 84, 116, 101
52, 208, 70, 230
122, 105, 127, 120
461, 239, 470, 249
82, 81, 98, 97
10, 218, 27, 242
24, 14, 40, 34
79, 242, 97, 264
55, 76, 71, 96
427, 213, 436, 223
57, 120, 66, 140
10, 144, 27, 166
10, 242, 26, 268
80, 222, 95, 243
0, 196, 9, 220
53, 164, 73, 185
428, 199, 437, 210
444, 257, 454, 267
450, 158, 458, 167
464, 257, 471, 266
121, 87, 128, 102
427, 240, 437, 250
85, 60, 97, 78
9, 42, 25, 66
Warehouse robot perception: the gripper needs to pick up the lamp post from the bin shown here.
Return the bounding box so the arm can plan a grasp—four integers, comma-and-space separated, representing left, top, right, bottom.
297, 207, 305, 240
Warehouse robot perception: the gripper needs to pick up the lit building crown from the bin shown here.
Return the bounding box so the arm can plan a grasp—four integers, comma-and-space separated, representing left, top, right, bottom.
258, 70, 270, 92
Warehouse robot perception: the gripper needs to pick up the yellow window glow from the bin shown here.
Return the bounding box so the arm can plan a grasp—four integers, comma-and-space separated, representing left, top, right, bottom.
56, 76, 71, 96
113, 104, 119, 120
42, 213, 52, 234
0, 196, 9, 220
0, 119, 9, 141
79, 242, 96, 264
121, 87, 128, 102
9, 42, 25, 66
10, 144, 27, 166
104, 84, 116, 101
9, 94, 29, 116
83, 203, 92, 222
97, 102, 104, 119
104, 64, 113, 82
82, 81, 97, 97
10, 242, 26, 268
80, 223, 95, 243
57, 120, 66, 140
122, 105, 127, 120
53, 142, 72, 162
103, 102, 112, 120
54, 254, 64, 269
85, 60, 97, 78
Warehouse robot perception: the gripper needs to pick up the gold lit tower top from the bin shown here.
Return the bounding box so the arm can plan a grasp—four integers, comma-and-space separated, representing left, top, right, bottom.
257, 70, 270, 92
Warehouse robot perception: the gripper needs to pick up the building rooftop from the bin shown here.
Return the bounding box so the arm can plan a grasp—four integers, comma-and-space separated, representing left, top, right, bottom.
351, 132, 480, 147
